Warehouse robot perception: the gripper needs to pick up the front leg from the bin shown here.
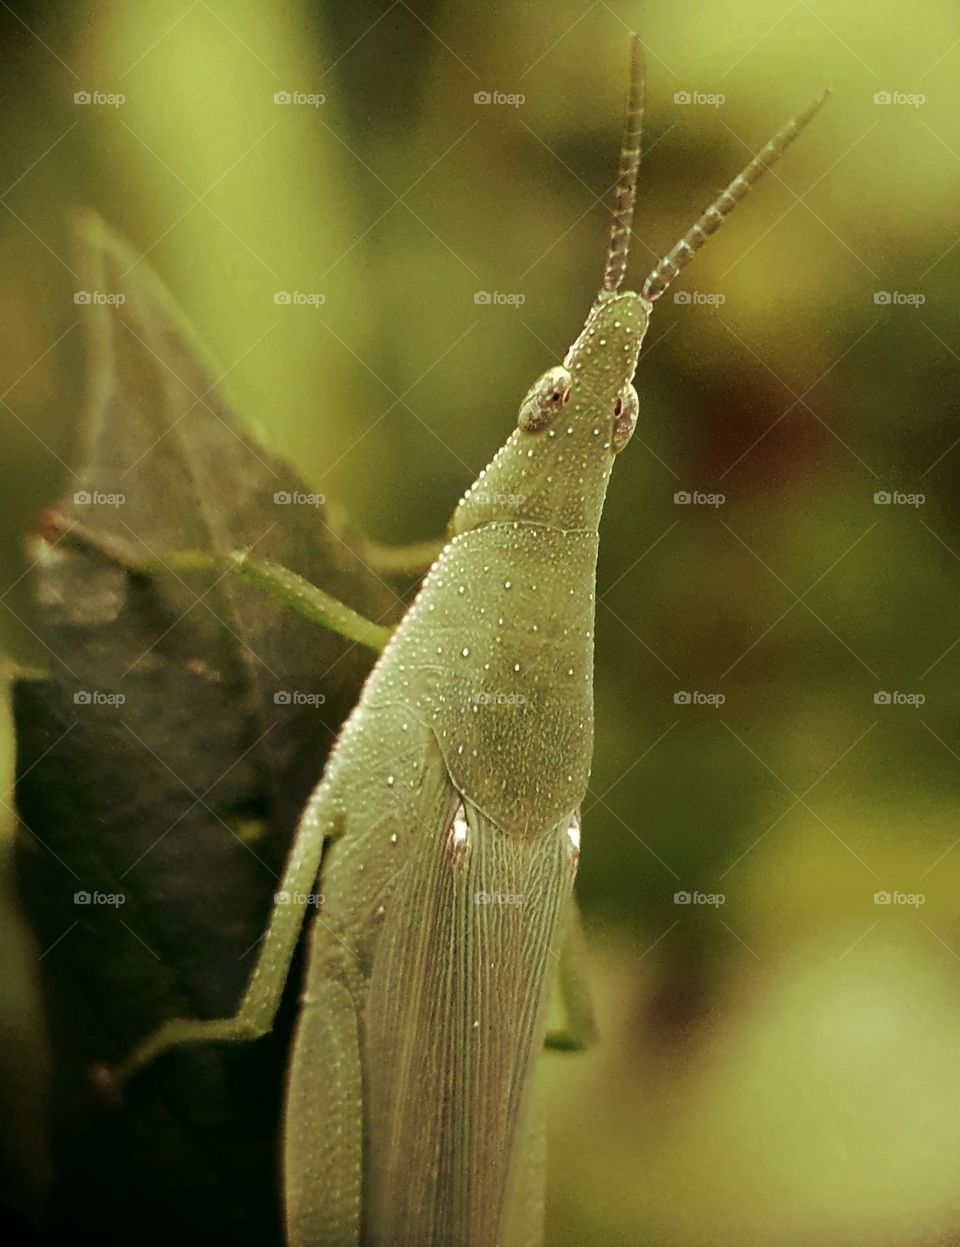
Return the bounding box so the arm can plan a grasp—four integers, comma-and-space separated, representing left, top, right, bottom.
110, 781, 340, 1085
48, 515, 392, 652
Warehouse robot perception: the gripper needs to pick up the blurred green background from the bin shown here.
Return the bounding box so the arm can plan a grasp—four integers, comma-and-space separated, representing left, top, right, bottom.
2, 0, 960, 1243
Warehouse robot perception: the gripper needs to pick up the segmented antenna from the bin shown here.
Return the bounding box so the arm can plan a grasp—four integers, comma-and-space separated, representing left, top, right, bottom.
641, 88, 829, 303
601, 35, 645, 295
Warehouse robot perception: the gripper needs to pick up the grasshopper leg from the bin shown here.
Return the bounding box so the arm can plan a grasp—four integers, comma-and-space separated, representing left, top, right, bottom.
228, 551, 391, 650
49, 517, 392, 652
110, 786, 340, 1086
352, 535, 444, 578
501, 1062, 548, 1247
544, 898, 598, 1053
501, 903, 596, 1245
284, 979, 362, 1247
323, 498, 443, 578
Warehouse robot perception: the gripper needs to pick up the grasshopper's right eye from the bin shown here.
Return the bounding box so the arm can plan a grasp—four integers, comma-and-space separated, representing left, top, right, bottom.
518, 365, 572, 433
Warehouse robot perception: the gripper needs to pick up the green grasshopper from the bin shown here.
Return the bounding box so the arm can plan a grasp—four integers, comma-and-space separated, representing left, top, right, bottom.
110, 37, 826, 1247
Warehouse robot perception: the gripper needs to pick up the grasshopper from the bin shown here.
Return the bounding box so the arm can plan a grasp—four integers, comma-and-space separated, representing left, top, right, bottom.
110, 36, 827, 1247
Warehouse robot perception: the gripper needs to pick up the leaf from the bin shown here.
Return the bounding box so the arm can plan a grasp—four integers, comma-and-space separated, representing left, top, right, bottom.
13, 215, 397, 1246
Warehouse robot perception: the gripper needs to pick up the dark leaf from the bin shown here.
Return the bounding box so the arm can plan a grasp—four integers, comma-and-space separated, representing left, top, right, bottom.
13, 216, 397, 1247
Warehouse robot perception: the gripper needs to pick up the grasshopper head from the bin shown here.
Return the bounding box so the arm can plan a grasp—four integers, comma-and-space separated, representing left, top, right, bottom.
452, 40, 650, 536
543, 287, 651, 455
451, 290, 648, 535
451, 36, 826, 537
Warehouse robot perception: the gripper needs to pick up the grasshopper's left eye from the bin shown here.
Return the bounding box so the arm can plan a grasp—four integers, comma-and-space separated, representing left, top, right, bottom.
612, 384, 639, 453
518, 365, 572, 433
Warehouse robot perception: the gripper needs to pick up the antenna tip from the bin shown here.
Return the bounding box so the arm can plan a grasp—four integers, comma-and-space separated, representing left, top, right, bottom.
785, 86, 831, 138
806, 86, 832, 117
628, 33, 643, 75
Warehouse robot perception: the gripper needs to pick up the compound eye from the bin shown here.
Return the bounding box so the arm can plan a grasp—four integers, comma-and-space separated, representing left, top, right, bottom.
517, 365, 572, 432
612, 383, 639, 453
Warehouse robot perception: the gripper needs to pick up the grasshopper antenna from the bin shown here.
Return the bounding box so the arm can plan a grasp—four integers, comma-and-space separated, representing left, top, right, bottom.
601, 34, 645, 296
641, 87, 830, 302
